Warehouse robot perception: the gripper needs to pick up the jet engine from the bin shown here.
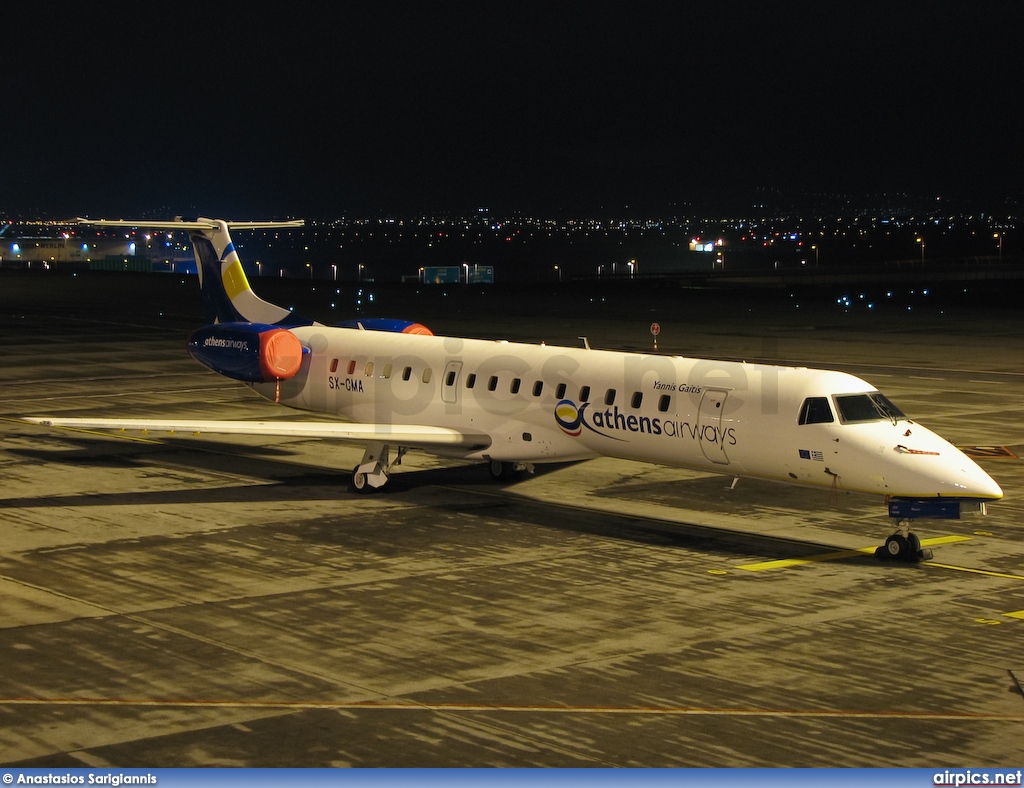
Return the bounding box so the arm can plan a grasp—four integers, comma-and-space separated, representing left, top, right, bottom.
188, 323, 305, 383
335, 318, 433, 335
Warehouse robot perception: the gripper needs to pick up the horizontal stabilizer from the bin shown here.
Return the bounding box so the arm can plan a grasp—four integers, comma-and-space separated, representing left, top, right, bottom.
76, 218, 305, 231
79, 216, 310, 326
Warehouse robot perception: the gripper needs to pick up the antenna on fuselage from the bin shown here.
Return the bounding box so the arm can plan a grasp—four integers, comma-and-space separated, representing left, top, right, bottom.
578, 336, 591, 350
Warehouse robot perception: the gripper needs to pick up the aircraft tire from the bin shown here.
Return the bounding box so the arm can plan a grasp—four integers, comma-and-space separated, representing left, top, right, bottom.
351, 467, 373, 494
884, 534, 910, 560
488, 460, 512, 481
907, 532, 922, 559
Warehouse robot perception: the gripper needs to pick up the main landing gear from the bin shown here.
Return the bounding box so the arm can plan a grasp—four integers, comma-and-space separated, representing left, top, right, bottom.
351, 443, 405, 494
350, 449, 535, 492
875, 520, 933, 562
487, 460, 535, 482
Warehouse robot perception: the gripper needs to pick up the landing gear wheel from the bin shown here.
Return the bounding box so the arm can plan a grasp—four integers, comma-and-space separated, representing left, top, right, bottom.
906, 532, 932, 561
351, 466, 374, 494
884, 534, 910, 560
488, 460, 513, 481
876, 532, 928, 562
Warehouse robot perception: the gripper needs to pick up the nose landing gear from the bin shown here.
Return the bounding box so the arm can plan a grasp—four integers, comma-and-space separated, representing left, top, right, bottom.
875, 520, 933, 562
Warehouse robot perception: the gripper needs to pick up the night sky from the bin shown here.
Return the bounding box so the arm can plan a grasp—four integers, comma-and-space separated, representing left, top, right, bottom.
5, 3, 1022, 218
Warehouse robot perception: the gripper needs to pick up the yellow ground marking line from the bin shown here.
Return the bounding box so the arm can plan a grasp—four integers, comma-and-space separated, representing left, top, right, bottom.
736, 535, 972, 571
1004, 610, 1024, 620
737, 536, 1024, 583
924, 563, 1024, 581
0, 697, 1022, 721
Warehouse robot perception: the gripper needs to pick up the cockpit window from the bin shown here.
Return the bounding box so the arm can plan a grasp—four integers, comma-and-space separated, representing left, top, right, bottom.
834, 392, 906, 424
799, 397, 834, 425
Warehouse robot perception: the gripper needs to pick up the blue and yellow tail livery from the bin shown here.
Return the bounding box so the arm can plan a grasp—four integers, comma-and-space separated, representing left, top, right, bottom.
77, 217, 311, 326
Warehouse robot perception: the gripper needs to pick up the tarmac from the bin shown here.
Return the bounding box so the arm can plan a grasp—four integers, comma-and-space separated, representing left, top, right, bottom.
1, 272, 1023, 767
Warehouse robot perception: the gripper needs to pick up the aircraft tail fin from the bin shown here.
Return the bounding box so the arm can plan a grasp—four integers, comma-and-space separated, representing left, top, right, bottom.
77, 217, 314, 326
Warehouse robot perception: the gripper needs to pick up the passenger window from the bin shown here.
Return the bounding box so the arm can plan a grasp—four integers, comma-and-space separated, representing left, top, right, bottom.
488, 376, 498, 391
579, 385, 591, 401
631, 391, 643, 409
446, 370, 457, 386
381, 364, 392, 379
658, 394, 671, 413
364, 361, 374, 377
422, 368, 432, 383
511, 378, 521, 394
556, 383, 567, 399
347, 360, 357, 375
330, 359, 339, 373
466, 373, 477, 389
532, 380, 543, 397
799, 396, 835, 425
605, 389, 616, 406
402, 366, 412, 381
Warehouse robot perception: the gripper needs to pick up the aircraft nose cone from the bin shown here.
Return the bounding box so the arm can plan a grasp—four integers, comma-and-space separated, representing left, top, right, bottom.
954, 451, 1003, 499
966, 465, 1003, 499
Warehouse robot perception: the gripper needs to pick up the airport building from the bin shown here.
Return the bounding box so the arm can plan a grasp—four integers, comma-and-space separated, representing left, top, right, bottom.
0, 234, 130, 269
0, 229, 193, 272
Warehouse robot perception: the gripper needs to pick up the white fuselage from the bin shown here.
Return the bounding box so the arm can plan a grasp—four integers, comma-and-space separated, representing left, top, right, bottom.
250, 326, 1001, 501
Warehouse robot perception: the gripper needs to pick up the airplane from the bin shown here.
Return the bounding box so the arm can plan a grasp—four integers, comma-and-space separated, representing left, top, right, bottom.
25, 217, 1003, 563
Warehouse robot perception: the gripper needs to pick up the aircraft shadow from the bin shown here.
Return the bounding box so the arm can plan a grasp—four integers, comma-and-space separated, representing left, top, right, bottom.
386, 465, 886, 565
4, 436, 886, 565
10, 436, 299, 465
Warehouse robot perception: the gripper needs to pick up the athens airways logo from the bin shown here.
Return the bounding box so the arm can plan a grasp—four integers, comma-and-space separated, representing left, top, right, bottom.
554, 399, 645, 442
555, 399, 597, 438
553, 398, 738, 447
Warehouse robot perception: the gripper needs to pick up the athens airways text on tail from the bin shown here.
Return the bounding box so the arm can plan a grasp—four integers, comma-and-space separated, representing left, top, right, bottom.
26, 217, 1003, 563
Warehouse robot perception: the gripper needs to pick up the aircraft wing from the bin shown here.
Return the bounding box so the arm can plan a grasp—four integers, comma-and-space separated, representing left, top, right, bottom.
23, 417, 492, 451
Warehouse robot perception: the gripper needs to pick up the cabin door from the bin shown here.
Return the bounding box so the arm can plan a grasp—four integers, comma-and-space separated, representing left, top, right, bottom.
441, 360, 463, 405
698, 389, 730, 465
